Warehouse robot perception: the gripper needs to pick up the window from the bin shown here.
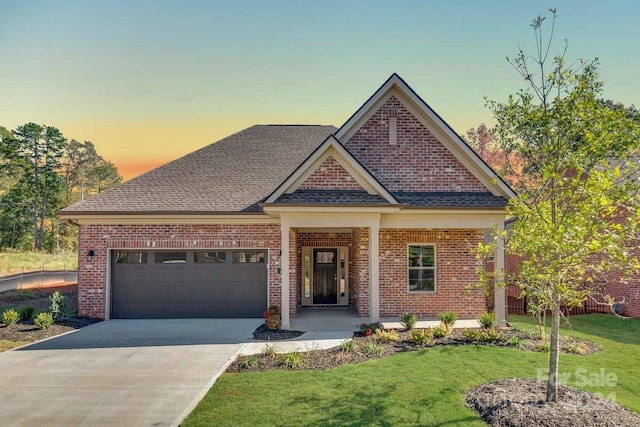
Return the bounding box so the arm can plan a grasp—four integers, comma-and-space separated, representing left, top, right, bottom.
233, 250, 265, 263
155, 252, 187, 264
194, 251, 226, 263
408, 245, 435, 292
114, 252, 147, 264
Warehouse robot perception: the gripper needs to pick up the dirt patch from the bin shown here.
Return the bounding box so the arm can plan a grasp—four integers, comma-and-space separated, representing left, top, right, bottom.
230, 327, 599, 373
465, 378, 640, 427
0, 284, 101, 349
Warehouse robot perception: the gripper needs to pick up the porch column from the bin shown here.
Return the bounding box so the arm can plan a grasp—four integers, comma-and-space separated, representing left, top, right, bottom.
280, 220, 290, 330
494, 222, 507, 328
369, 224, 380, 322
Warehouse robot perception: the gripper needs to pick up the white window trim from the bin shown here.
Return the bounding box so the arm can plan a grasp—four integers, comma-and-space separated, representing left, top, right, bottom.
407, 243, 437, 293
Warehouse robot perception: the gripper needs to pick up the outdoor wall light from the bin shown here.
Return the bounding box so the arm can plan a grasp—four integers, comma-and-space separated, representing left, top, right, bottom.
87, 250, 95, 261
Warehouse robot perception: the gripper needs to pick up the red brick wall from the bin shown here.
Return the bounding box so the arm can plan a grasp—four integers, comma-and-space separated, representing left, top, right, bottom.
351, 228, 370, 317
345, 96, 486, 193
299, 156, 364, 191
77, 223, 281, 319
379, 229, 485, 318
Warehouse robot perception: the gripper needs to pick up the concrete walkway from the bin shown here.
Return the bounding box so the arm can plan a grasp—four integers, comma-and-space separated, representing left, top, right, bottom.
0, 319, 262, 427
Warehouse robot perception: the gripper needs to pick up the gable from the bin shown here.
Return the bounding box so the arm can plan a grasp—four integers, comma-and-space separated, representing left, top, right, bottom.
299, 156, 366, 191
345, 95, 487, 193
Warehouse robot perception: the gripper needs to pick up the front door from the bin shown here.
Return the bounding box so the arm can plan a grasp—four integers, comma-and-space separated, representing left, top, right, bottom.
313, 248, 337, 304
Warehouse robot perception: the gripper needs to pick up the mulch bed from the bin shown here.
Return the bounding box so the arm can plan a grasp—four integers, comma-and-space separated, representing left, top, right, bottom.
252, 323, 304, 340
229, 327, 599, 373
465, 378, 640, 427
0, 284, 101, 346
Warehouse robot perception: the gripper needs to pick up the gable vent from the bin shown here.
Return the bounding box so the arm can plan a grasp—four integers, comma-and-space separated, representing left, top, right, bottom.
388, 108, 397, 145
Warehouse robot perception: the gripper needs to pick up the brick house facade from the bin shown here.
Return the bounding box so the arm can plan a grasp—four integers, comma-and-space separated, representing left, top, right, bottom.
60, 74, 515, 328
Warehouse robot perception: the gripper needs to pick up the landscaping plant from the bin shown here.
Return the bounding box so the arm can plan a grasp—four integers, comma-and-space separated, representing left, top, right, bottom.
437, 311, 457, 332
33, 312, 54, 330
400, 313, 417, 330
18, 306, 35, 321
2, 308, 20, 326
49, 291, 67, 322
262, 305, 281, 331
478, 312, 495, 329
409, 329, 433, 346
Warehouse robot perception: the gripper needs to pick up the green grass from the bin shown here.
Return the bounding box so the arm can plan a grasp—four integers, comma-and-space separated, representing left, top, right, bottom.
183, 314, 640, 426
0, 251, 77, 275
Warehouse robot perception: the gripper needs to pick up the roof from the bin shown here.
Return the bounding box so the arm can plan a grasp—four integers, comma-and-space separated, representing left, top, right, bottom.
272, 190, 391, 205
60, 125, 336, 214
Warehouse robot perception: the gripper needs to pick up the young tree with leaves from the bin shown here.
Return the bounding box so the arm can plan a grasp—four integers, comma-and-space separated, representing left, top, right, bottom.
479, 9, 640, 403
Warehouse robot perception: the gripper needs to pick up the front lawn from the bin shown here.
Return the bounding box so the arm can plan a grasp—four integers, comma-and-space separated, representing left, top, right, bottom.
183, 314, 640, 426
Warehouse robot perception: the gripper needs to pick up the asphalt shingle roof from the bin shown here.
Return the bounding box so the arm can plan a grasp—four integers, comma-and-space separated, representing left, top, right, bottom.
274, 190, 390, 205
61, 125, 336, 214
393, 192, 508, 208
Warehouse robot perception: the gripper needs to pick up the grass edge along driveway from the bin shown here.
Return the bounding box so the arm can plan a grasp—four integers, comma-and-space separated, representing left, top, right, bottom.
183, 314, 640, 426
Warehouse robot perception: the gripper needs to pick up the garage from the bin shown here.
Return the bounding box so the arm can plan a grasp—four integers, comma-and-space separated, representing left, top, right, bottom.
111, 249, 268, 318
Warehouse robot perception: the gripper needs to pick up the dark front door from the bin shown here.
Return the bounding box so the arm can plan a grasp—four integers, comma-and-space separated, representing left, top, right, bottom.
313, 248, 337, 304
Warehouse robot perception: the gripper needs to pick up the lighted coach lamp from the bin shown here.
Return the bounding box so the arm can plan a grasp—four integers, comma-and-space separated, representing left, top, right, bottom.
86, 250, 96, 261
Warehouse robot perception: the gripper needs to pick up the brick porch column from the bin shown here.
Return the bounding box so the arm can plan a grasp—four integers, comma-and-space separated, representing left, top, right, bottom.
369, 224, 380, 322
495, 222, 507, 328
280, 220, 290, 329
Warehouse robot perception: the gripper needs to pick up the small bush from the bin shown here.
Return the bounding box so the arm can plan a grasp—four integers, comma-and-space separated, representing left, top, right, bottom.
237, 355, 257, 370
437, 311, 457, 328
478, 312, 495, 329
409, 329, 433, 345
433, 325, 449, 338
462, 329, 482, 341
506, 336, 524, 348
18, 306, 35, 320
567, 341, 589, 355
33, 312, 54, 330
373, 328, 400, 343
279, 351, 308, 369
359, 322, 382, 337
535, 340, 550, 353
49, 291, 67, 322
2, 308, 20, 325
262, 305, 281, 331
479, 327, 502, 342
400, 313, 417, 331
360, 342, 384, 356
340, 339, 358, 353
263, 343, 279, 358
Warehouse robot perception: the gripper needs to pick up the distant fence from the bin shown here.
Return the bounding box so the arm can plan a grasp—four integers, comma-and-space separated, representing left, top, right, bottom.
0, 270, 78, 294
506, 284, 611, 316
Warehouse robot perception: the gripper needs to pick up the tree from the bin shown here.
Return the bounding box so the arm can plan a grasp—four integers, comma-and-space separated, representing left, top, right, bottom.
479, 9, 640, 403
3, 123, 66, 250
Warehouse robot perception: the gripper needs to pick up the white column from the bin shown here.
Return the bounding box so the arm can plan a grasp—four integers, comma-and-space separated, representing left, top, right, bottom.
494, 222, 507, 328
369, 224, 380, 322
280, 220, 290, 330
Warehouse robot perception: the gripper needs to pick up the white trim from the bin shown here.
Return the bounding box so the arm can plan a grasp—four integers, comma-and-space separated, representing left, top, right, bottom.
407, 243, 437, 294
335, 74, 516, 200
369, 224, 380, 321
280, 220, 290, 329
71, 215, 278, 225
265, 135, 397, 205
381, 212, 506, 229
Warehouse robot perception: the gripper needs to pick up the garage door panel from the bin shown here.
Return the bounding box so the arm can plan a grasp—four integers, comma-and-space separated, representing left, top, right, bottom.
111, 250, 267, 318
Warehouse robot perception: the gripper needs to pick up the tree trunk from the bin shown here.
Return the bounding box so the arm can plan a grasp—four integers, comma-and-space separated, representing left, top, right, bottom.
546, 303, 560, 402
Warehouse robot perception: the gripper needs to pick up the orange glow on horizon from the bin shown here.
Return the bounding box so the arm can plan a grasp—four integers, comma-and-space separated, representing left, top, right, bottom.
118, 160, 164, 181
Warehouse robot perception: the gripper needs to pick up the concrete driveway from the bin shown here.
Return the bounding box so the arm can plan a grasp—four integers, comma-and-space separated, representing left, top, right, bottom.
0, 318, 262, 427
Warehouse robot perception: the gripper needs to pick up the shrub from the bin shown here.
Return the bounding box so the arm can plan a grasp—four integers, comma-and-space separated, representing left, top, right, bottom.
262, 305, 281, 331
462, 329, 482, 341
433, 325, 449, 338
340, 339, 358, 353
409, 329, 433, 345
566, 341, 589, 355
263, 343, 278, 358
360, 342, 384, 356
478, 312, 495, 329
437, 311, 457, 329
237, 355, 257, 370
279, 351, 308, 369
373, 328, 400, 343
535, 340, 550, 353
479, 327, 502, 342
18, 306, 35, 321
400, 313, 417, 331
2, 308, 20, 325
33, 312, 54, 330
49, 291, 68, 322
359, 322, 382, 336
506, 336, 524, 348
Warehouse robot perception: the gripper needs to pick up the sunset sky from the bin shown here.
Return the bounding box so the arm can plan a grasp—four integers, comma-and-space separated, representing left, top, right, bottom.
1, 1, 639, 180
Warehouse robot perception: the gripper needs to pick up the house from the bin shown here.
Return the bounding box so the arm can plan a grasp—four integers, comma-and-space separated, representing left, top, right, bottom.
59, 74, 516, 328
